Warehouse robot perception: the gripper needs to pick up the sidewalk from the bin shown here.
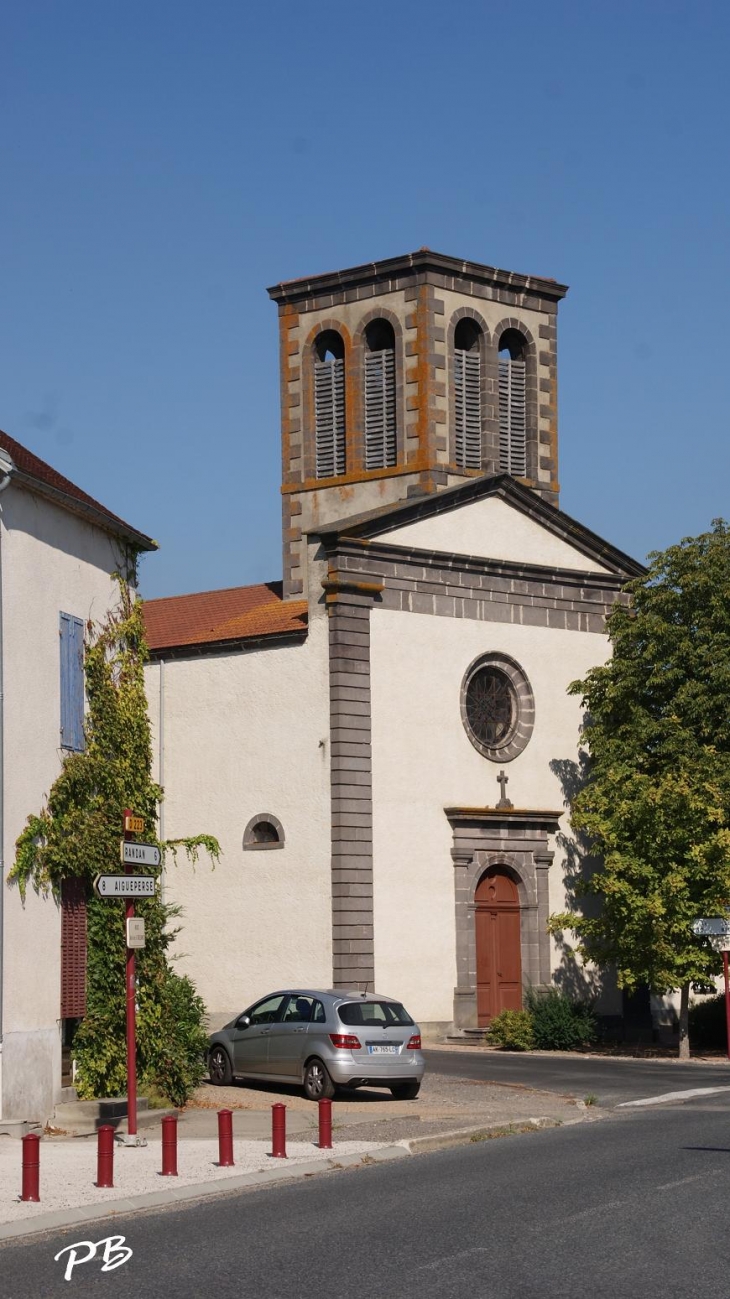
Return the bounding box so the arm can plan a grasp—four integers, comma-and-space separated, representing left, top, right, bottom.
0, 1071, 595, 1241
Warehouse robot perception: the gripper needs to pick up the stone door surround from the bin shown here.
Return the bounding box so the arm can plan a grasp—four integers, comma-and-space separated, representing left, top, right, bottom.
445, 806, 561, 1031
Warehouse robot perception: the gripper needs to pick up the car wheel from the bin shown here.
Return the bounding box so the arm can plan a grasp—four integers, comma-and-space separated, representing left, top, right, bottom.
209, 1046, 233, 1087
390, 1081, 420, 1100
303, 1058, 335, 1101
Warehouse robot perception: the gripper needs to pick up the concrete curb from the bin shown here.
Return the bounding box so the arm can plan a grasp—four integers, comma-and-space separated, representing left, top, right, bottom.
0, 1144, 410, 1244
0, 1116, 574, 1244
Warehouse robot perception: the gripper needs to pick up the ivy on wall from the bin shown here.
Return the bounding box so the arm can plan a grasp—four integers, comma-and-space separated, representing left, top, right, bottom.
11, 577, 220, 1106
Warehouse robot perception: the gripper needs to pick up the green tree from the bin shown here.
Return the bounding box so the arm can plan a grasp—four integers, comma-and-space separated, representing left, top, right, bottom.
550, 521, 730, 1058
11, 578, 220, 1104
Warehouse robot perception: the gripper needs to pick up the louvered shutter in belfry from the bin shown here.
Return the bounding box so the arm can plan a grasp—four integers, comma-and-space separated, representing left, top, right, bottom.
315, 357, 345, 477
499, 358, 527, 476
60, 877, 87, 1019
454, 350, 482, 469
365, 349, 396, 469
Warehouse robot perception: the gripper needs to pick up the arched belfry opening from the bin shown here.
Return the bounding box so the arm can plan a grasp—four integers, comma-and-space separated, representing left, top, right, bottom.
454, 318, 483, 470
498, 329, 527, 477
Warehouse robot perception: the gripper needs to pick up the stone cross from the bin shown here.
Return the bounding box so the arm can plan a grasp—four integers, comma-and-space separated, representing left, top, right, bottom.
496, 769, 514, 810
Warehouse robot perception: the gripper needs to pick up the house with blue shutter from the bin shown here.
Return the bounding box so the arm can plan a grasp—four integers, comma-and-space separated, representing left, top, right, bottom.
0, 430, 155, 1125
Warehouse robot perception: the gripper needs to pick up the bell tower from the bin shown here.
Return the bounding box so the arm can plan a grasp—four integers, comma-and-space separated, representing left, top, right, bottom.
268, 249, 568, 598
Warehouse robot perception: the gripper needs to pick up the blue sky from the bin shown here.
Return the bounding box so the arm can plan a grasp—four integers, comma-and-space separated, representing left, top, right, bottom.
2, 2, 729, 597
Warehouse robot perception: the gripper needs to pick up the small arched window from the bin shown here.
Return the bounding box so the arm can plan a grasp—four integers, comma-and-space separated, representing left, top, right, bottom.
364, 320, 396, 470
498, 330, 527, 477
454, 319, 482, 469
314, 331, 345, 478
243, 813, 285, 851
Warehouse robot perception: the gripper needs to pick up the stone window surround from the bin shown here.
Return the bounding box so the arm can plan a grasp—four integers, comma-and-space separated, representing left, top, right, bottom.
460, 651, 535, 763
243, 813, 285, 851
445, 808, 560, 1031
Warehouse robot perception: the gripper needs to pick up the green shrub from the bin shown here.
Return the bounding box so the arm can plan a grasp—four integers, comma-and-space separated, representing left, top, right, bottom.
689, 995, 727, 1052
525, 988, 597, 1051
488, 1009, 535, 1051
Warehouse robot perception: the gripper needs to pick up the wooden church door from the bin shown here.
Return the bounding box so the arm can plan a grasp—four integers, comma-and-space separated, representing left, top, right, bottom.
475, 869, 522, 1026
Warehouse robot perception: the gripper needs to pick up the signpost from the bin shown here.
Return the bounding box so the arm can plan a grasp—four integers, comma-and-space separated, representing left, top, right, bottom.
93, 813, 159, 1143
692, 918, 730, 1061
94, 875, 156, 898
691, 919, 730, 937
120, 841, 161, 868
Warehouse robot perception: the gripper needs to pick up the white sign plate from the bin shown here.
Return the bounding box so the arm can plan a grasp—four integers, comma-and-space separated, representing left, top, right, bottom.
692, 918, 730, 936
120, 841, 161, 868
126, 917, 146, 949
94, 875, 156, 898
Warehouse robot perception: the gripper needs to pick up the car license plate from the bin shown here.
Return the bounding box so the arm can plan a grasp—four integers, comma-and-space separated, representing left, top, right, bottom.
367, 1044, 398, 1055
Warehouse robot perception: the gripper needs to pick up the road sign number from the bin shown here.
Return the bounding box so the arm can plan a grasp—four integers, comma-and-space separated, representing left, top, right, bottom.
124, 814, 145, 834
120, 841, 161, 868
94, 875, 156, 899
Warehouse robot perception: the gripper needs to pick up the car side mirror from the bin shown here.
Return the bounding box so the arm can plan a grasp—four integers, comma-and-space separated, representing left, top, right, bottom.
236, 1014, 251, 1029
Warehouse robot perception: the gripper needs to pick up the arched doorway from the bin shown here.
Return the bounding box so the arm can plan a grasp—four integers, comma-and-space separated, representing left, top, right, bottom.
475, 868, 522, 1026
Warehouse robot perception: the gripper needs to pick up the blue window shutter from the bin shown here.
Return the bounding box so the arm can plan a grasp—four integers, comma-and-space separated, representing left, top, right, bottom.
60, 613, 85, 751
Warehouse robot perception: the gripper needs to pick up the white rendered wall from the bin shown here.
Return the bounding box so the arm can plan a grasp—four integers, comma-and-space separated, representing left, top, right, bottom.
1, 484, 130, 1120
379, 496, 610, 573
145, 614, 332, 1027
369, 605, 611, 1025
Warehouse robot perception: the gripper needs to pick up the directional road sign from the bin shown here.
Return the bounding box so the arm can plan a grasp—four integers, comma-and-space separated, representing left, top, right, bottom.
94, 875, 156, 899
692, 918, 730, 937
120, 841, 161, 868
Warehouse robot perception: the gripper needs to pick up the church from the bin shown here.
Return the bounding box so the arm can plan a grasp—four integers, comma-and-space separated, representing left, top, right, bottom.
142, 248, 644, 1038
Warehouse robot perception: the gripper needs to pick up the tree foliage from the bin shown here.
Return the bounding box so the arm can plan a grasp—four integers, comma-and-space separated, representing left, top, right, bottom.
550, 521, 730, 1054
10, 579, 220, 1105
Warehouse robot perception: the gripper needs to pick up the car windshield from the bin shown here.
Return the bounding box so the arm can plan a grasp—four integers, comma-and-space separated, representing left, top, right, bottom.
338, 1000, 414, 1027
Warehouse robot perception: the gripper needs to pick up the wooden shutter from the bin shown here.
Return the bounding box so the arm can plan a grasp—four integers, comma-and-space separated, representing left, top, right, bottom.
365, 348, 396, 469
499, 358, 527, 476
59, 613, 85, 751
314, 357, 345, 477
454, 350, 481, 469
60, 877, 87, 1019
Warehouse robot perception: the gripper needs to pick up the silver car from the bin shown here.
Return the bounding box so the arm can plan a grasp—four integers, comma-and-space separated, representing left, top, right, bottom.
207, 988, 425, 1101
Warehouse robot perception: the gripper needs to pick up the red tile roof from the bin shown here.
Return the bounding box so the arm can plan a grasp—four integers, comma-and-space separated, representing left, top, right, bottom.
0, 429, 155, 550
143, 581, 308, 652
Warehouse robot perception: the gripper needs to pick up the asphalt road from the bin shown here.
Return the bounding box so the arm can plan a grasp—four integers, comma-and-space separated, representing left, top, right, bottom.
424, 1047, 730, 1106
4, 1097, 730, 1298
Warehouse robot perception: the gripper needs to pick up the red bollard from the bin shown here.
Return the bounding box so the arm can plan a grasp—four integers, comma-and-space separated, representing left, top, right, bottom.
318, 1098, 333, 1150
271, 1103, 287, 1158
218, 1109, 234, 1167
20, 1132, 40, 1202
160, 1115, 178, 1176
96, 1125, 115, 1188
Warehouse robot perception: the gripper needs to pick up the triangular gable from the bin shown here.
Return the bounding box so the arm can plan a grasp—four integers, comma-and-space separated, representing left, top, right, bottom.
379, 494, 610, 573
312, 474, 644, 579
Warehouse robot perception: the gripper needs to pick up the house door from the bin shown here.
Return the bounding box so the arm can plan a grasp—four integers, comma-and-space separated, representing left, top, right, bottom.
475, 869, 522, 1026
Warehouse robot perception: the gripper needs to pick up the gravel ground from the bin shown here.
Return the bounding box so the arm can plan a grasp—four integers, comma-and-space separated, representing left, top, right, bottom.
0, 1136, 381, 1225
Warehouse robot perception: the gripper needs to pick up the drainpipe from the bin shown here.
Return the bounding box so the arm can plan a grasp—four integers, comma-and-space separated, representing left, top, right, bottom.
158, 659, 165, 903
0, 447, 16, 1073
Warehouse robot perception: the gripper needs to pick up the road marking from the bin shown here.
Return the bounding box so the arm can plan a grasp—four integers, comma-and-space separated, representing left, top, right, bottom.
657, 1172, 715, 1191
617, 1086, 730, 1108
